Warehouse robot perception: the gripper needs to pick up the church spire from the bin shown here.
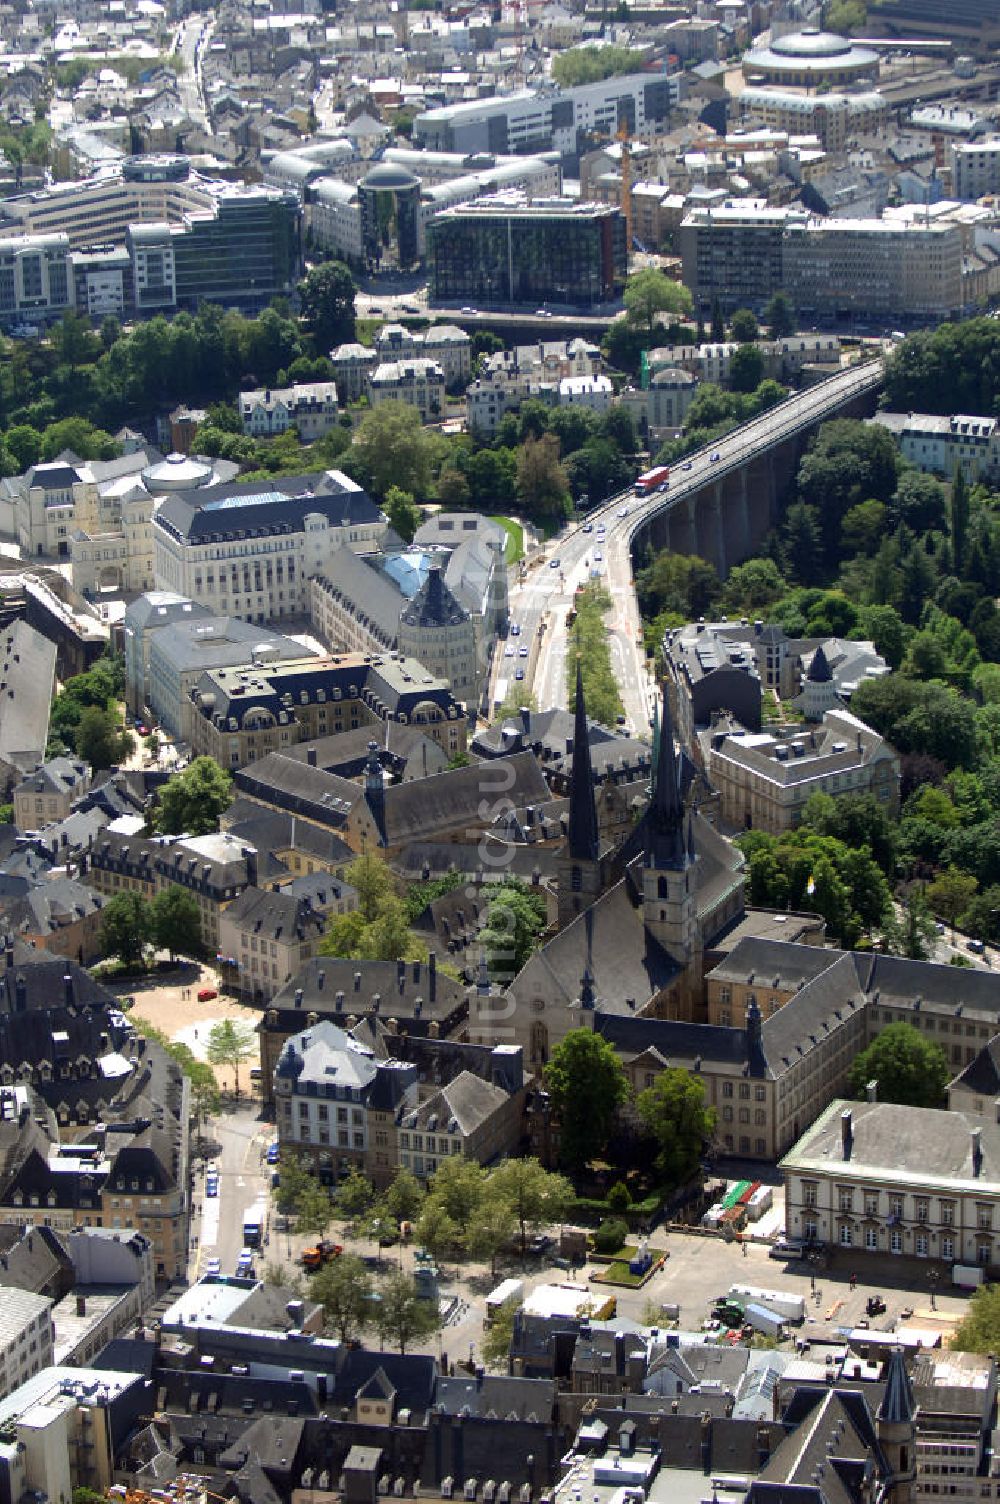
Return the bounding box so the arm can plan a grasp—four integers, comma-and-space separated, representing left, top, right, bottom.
568, 660, 600, 863
646, 682, 686, 869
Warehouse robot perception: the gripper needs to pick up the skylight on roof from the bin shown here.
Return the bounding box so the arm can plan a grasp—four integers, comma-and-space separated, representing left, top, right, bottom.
200, 491, 294, 512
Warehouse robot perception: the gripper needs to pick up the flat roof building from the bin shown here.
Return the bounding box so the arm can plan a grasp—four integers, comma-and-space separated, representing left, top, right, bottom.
428, 195, 627, 308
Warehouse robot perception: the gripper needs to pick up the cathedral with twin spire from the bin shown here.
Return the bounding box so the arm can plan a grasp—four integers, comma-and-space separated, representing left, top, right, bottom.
473, 668, 746, 1073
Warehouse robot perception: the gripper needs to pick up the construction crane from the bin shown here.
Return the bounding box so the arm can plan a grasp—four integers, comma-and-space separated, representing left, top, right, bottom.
617, 122, 633, 257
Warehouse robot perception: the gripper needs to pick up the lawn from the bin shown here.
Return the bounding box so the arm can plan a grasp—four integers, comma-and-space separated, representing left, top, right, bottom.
490, 514, 525, 564
590, 1247, 666, 1288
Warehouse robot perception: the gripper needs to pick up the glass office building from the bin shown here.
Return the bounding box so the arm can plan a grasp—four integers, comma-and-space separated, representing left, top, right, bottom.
427, 197, 626, 308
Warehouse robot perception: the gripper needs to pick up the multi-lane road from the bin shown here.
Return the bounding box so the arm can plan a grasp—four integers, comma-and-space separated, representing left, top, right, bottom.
172, 15, 214, 133
505, 359, 885, 733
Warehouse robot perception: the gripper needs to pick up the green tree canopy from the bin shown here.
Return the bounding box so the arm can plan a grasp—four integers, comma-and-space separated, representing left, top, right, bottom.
479, 879, 546, 983
297, 261, 356, 347
764, 292, 796, 338
351, 401, 442, 499
319, 852, 422, 962
952, 1283, 1000, 1354
205, 1019, 256, 1097
623, 270, 692, 332
384, 484, 421, 543
846, 1021, 950, 1107
551, 43, 647, 87
99, 891, 149, 969
150, 884, 203, 960
310, 1252, 373, 1342
375, 1269, 440, 1354
75, 705, 132, 772
156, 757, 233, 835
637, 1068, 716, 1186
545, 1029, 629, 1172
516, 432, 570, 523
729, 308, 759, 343
489, 1157, 572, 1256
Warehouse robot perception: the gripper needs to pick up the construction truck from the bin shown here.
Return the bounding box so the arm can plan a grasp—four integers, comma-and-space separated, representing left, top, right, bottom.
301, 1238, 343, 1272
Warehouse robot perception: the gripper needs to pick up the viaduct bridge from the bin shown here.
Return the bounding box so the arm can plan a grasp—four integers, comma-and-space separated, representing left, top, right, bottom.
620, 357, 886, 579
519, 356, 888, 732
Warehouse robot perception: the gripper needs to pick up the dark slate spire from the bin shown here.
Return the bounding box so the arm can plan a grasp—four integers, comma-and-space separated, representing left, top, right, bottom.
807, 643, 833, 683
646, 682, 686, 870
879, 1347, 915, 1426
568, 661, 600, 864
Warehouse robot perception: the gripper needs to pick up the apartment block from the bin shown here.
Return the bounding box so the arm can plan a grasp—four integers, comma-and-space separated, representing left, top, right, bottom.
274, 1020, 419, 1187
368, 357, 446, 420
704, 708, 900, 835
783, 1098, 1000, 1269
0, 1289, 53, 1400
185, 651, 467, 769
412, 72, 680, 157
678, 202, 969, 318
953, 138, 1000, 201
152, 471, 387, 623
737, 88, 889, 150
239, 381, 339, 440
873, 411, 1000, 483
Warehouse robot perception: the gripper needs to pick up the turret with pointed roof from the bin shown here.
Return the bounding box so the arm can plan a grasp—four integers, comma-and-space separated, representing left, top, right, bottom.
877, 1346, 916, 1504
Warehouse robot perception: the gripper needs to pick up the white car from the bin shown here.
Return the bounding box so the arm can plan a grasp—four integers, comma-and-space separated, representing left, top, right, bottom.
505, 645, 515, 657
206, 1257, 221, 1276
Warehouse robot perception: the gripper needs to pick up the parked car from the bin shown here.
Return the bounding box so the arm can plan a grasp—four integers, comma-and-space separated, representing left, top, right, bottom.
549, 557, 561, 568
266, 1142, 280, 1165
769, 1238, 805, 1260
505, 644, 515, 657
518, 646, 528, 658
511, 622, 520, 635
206, 1257, 221, 1276
197, 987, 218, 1002
205, 1174, 219, 1198
515, 668, 525, 681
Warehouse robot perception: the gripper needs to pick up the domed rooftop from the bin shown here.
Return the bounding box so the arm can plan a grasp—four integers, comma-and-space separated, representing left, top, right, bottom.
142, 452, 213, 491
650, 366, 696, 386
772, 26, 851, 56
742, 25, 878, 79
360, 162, 420, 192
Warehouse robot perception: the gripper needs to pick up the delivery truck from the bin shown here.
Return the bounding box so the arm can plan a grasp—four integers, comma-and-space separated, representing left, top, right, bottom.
485, 1278, 524, 1325
744, 1303, 787, 1340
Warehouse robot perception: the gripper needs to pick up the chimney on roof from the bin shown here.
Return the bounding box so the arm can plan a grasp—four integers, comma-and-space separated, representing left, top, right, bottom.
841, 1108, 853, 1160
14, 975, 26, 1013
4, 939, 12, 971
972, 1126, 983, 1178
429, 950, 437, 1002
242, 846, 258, 888
63, 974, 74, 1009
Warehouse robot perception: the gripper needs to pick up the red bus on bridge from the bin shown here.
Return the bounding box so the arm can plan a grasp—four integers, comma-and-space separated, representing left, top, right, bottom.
634, 465, 670, 495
